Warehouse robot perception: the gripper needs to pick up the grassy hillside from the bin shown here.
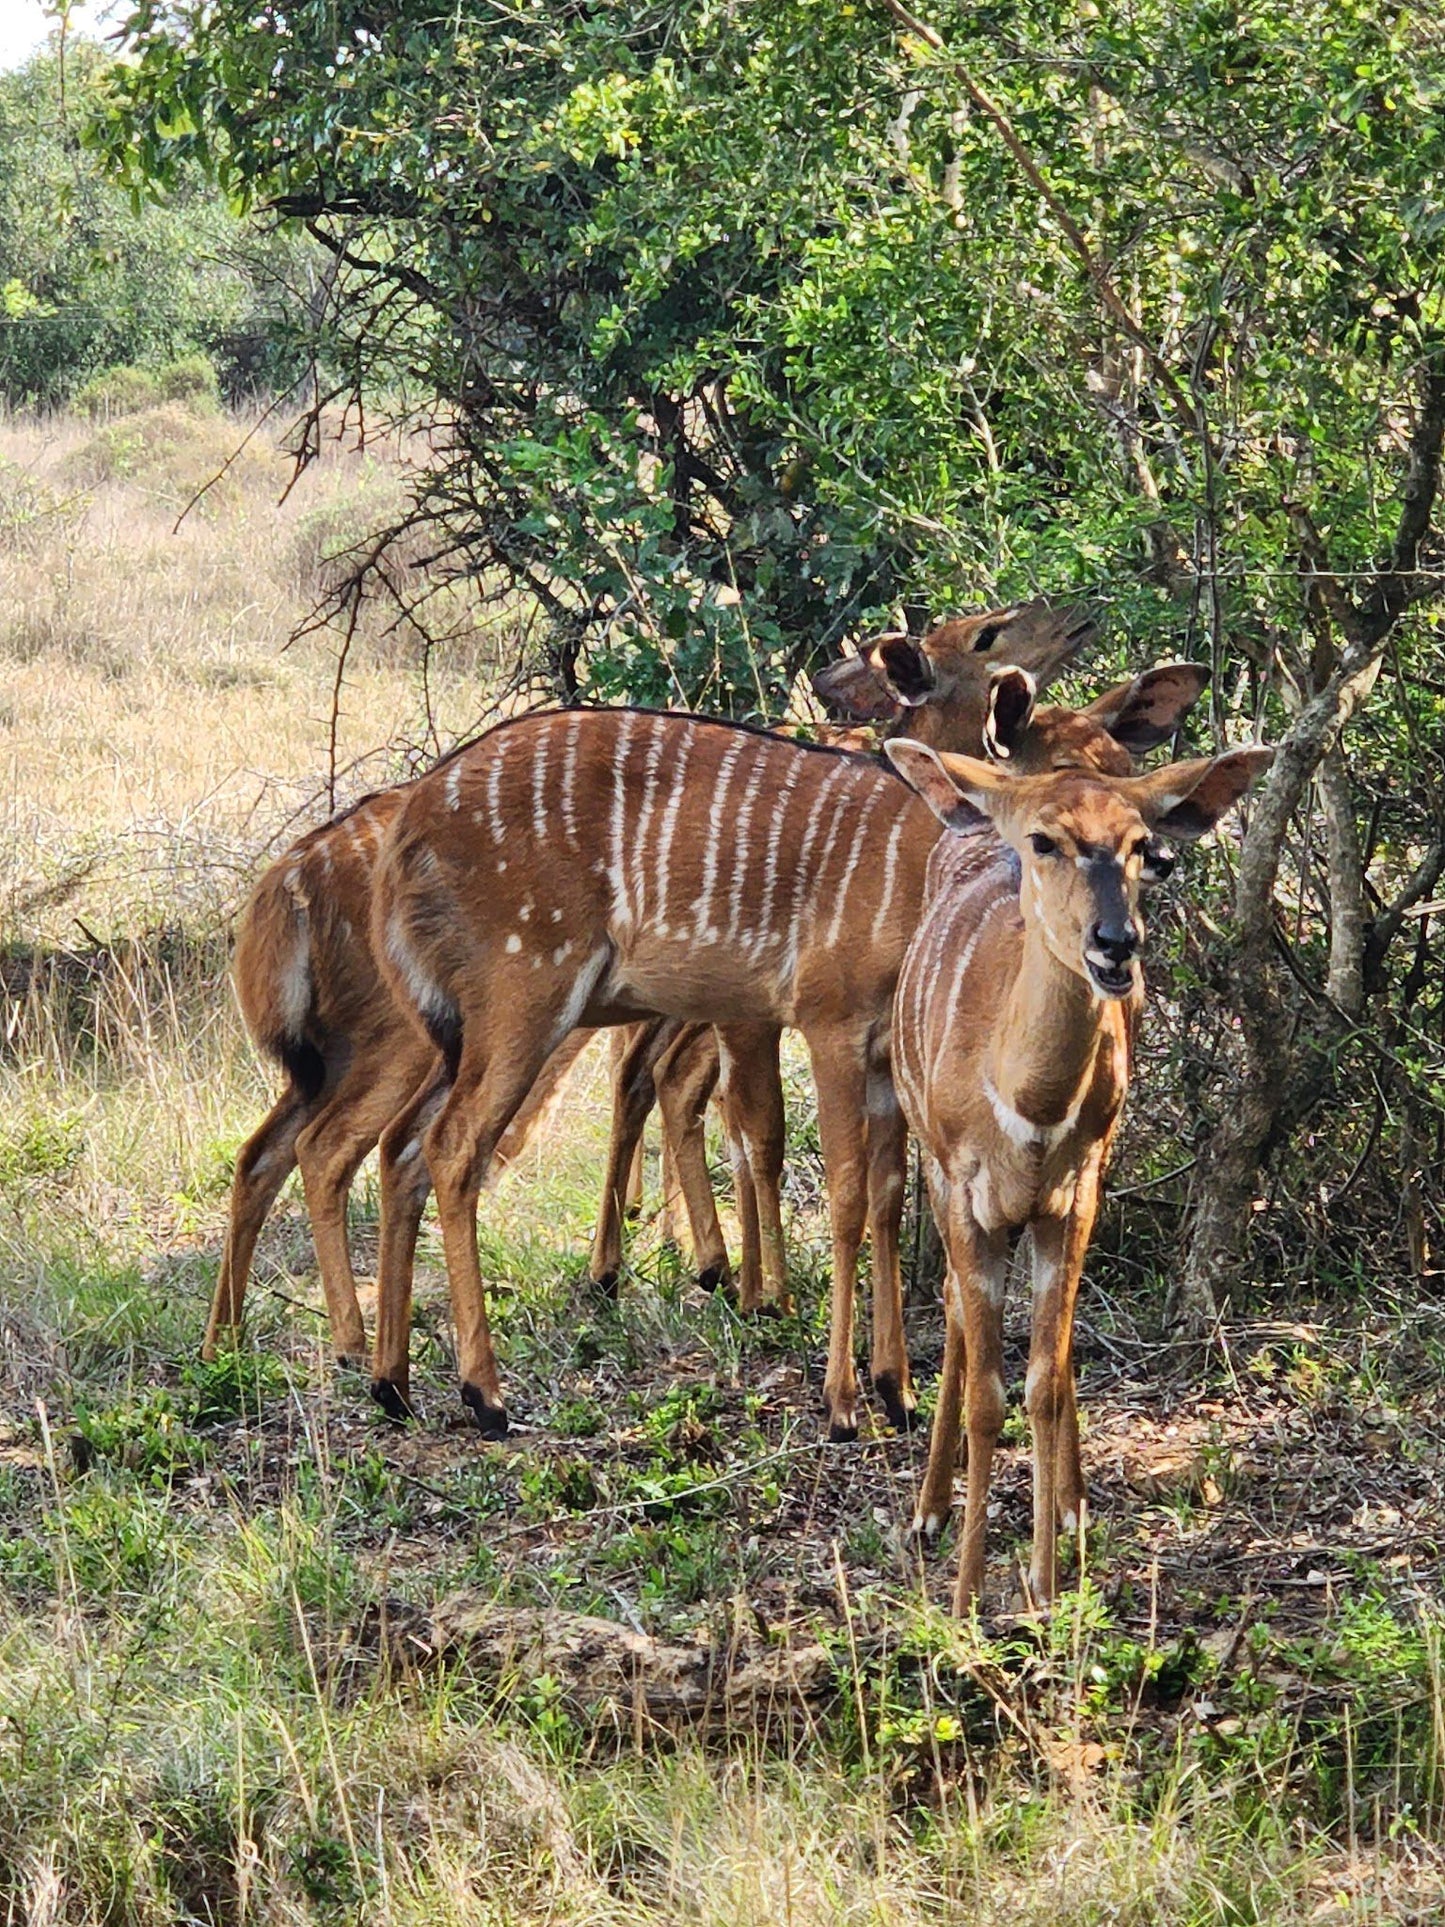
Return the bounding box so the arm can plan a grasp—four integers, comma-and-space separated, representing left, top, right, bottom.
0, 403, 1441, 1924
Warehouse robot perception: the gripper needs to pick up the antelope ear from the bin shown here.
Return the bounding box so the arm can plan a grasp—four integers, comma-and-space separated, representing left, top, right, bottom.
811, 650, 903, 723
1082, 662, 1210, 756
883, 739, 991, 833
1126, 746, 1274, 841
871, 633, 935, 706
983, 666, 1037, 761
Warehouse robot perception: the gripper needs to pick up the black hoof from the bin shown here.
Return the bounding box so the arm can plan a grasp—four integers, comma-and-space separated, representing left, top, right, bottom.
590, 1269, 620, 1302
826, 1415, 859, 1445
335, 1352, 367, 1376
696, 1262, 727, 1294
370, 1378, 415, 1423
875, 1373, 921, 1433
461, 1383, 509, 1439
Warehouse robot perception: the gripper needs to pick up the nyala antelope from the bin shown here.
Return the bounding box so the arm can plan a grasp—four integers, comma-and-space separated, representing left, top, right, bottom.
368, 653, 1209, 1441
883, 738, 1273, 1611
209, 600, 1096, 1371
588, 600, 1107, 1309
205, 787, 588, 1367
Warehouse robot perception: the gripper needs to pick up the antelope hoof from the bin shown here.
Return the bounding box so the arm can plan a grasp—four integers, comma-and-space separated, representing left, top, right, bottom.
910, 1507, 948, 1544
461, 1383, 509, 1440
823, 1395, 859, 1444
370, 1377, 415, 1424
696, 1262, 728, 1294
334, 1351, 367, 1375
590, 1269, 620, 1302
874, 1372, 920, 1433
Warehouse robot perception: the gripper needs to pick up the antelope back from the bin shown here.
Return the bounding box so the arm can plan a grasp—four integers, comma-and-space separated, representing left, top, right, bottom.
374, 709, 942, 1053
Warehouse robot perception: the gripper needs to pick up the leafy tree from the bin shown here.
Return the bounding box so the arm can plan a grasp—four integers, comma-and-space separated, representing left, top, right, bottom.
96, 0, 1445, 1317
0, 36, 315, 404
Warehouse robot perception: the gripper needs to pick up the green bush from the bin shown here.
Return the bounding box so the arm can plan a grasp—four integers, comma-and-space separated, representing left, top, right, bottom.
72, 363, 160, 419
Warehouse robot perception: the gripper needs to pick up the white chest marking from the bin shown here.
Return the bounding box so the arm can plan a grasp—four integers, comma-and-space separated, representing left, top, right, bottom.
982, 1073, 1085, 1152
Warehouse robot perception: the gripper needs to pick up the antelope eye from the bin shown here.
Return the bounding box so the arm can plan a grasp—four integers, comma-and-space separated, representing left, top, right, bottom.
1028, 832, 1059, 858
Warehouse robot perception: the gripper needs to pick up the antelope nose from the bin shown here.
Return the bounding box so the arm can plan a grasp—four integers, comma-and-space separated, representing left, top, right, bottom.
1089, 920, 1138, 965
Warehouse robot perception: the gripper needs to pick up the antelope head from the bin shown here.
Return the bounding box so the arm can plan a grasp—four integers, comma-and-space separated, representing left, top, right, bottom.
885, 741, 1275, 1001
981, 660, 1211, 775
812, 599, 1097, 736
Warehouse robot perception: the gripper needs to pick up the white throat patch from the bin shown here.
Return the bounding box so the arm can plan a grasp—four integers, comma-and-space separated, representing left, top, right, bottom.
982, 1073, 1083, 1153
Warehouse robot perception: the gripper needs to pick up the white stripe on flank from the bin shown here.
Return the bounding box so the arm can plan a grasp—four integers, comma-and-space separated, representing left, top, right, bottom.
779, 758, 848, 974
652, 722, 692, 936
940, 890, 1012, 1036
486, 735, 507, 846
608, 711, 638, 929
346, 817, 369, 861
726, 744, 768, 941
630, 717, 666, 931
551, 944, 609, 1046
445, 758, 464, 812
530, 730, 550, 837
824, 780, 887, 948
750, 750, 805, 958
869, 810, 907, 945
807, 767, 861, 937
385, 911, 450, 1026
693, 733, 746, 941
560, 710, 582, 849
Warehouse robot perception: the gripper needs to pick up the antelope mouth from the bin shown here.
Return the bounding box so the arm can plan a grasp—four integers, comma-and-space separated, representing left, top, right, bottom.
1084, 952, 1136, 998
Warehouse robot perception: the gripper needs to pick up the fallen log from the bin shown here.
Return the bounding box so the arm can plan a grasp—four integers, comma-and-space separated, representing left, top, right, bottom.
366, 1595, 839, 1742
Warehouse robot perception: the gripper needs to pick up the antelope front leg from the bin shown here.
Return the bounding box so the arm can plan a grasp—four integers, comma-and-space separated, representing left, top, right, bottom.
946, 1201, 1009, 1615
809, 1026, 872, 1442
1024, 1162, 1100, 1606
864, 1038, 914, 1428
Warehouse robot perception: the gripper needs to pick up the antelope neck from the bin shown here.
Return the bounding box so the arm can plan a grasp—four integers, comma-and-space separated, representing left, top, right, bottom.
902, 693, 989, 752
984, 908, 1107, 1136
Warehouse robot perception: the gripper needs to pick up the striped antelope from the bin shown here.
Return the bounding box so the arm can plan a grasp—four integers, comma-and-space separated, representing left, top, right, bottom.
204, 786, 588, 1367
883, 738, 1273, 1612
367, 658, 1210, 1440
588, 600, 1108, 1308
588, 644, 1214, 1314
205, 601, 1096, 1369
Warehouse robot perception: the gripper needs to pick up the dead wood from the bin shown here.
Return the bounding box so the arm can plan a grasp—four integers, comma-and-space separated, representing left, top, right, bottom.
366, 1597, 839, 1740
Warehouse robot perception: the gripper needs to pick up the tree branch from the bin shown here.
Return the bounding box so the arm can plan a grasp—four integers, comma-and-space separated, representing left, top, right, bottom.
878, 0, 1198, 437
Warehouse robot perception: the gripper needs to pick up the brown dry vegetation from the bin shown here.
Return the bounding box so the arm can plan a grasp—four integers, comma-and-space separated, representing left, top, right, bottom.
0, 404, 1442, 1925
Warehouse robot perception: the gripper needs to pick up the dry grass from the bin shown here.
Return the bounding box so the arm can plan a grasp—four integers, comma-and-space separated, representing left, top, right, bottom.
0, 402, 513, 941
0, 403, 1442, 1925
